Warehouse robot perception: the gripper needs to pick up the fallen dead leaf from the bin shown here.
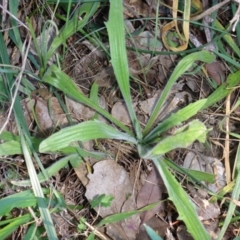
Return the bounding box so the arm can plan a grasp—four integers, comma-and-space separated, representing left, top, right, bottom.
205, 61, 225, 86
66, 95, 108, 123
183, 152, 226, 192
34, 99, 54, 133
85, 160, 141, 240
137, 166, 165, 224
187, 185, 220, 221
111, 101, 133, 125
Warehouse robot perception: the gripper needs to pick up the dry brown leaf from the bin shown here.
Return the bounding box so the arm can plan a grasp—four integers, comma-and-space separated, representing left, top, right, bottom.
205, 62, 225, 86
123, 0, 153, 18
183, 152, 226, 192
187, 185, 220, 221
111, 102, 132, 125
66, 95, 107, 123
34, 99, 54, 133
49, 97, 68, 127
21, 98, 35, 129
137, 166, 164, 223
85, 160, 140, 240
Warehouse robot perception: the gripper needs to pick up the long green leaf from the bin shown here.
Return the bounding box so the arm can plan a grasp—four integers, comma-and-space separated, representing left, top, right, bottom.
98, 201, 161, 226
11, 155, 73, 186
39, 120, 137, 153
143, 99, 207, 143
0, 131, 106, 158
0, 141, 22, 156
143, 120, 208, 158
105, 0, 142, 139
153, 158, 211, 239
20, 132, 58, 239
214, 19, 240, 58
143, 50, 215, 136
9, 0, 23, 50
0, 190, 42, 216
42, 64, 133, 136
217, 143, 240, 239
202, 70, 240, 109
164, 158, 215, 184
46, 2, 100, 60
0, 214, 32, 240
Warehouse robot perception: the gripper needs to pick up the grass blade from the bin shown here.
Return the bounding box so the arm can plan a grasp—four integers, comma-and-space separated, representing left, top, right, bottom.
143, 99, 207, 143
105, 0, 142, 139
0, 214, 32, 239
217, 143, 240, 239
46, 2, 100, 60
153, 158, 211, 240
20, 132, 58, 239
11, 155, 73, 186
0, 190, 41, 216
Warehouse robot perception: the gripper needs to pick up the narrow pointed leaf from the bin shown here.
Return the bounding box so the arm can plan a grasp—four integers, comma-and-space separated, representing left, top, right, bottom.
144, 120, 208, 158
105, 0, 142, 139
0, 214, 32, 240
144, 99, 207, 143
40, 120, 137, 153
153, 158, 211, 240
11, 155, 73, 186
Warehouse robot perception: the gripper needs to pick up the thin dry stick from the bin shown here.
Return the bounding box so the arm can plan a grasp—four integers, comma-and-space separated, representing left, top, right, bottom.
132, 158, 142, 199
224, 94, 231, 183
191, 0, 231, 21
84, 221, 111, 240
0, 4, 29, 30
1, 0, 8, 25
230, 0, 240, 31
0, 36, 31, 134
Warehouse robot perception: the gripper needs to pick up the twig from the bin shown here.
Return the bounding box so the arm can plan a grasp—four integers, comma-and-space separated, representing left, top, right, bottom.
191, 0, 231, 21
230, 0, 240, 31
84, 221, 111, 240
0, 4, 29, 30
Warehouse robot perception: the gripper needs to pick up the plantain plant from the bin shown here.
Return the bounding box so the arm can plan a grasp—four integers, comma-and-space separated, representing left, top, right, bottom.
37, 0, 240, 239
